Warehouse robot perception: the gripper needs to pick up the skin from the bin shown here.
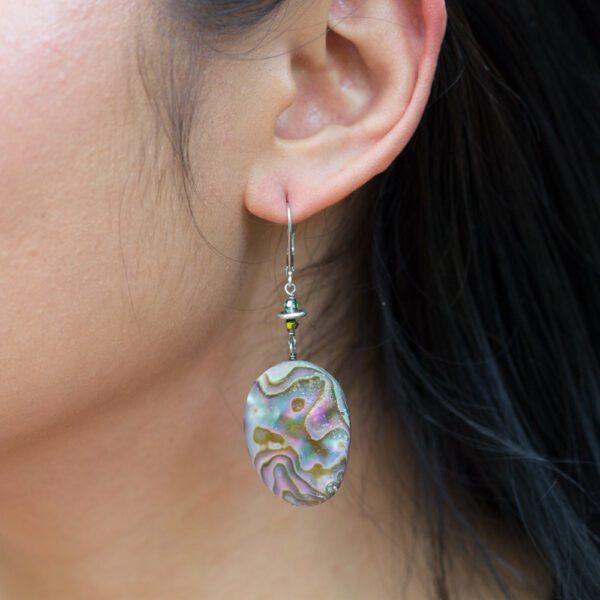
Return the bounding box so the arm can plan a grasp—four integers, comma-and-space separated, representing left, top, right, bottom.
0, 0, 550, 598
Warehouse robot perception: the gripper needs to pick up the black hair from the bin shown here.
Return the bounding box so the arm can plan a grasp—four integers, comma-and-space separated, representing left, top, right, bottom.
156, 1, 600, 598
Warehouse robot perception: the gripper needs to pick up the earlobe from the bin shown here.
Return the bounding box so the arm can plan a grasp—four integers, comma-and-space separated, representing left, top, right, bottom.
245, 0, 447, 225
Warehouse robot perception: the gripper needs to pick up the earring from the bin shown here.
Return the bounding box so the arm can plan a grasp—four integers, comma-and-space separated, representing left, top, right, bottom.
244, 200, 351, 507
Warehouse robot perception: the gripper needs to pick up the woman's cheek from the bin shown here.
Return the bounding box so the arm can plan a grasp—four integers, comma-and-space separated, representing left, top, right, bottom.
0, 2, 149, 444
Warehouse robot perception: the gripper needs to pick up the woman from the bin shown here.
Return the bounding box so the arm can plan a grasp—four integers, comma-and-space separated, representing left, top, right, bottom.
1, 0, 598, 598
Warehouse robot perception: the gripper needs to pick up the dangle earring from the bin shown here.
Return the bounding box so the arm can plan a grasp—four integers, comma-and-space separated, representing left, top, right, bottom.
244, 201, 351, 507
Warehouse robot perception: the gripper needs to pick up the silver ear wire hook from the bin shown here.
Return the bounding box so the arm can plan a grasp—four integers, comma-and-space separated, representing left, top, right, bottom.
285, 201, 296, 297
277, 199, 306, 360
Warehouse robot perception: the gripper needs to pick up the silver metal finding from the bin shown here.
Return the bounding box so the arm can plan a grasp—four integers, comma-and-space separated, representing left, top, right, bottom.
276, 199, 307, 360
288, 332, 297, 361
286, 201, 295, 291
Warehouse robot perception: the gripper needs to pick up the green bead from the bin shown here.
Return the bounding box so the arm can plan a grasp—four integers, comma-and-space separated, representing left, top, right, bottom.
283, 298, 299, 313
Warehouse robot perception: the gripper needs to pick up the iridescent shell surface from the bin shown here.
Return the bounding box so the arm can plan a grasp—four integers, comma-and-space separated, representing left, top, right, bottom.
244, 360, 351, 507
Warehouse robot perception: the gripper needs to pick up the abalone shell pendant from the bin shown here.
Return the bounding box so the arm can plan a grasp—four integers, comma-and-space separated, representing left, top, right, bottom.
246, 201, 351, 506
244, 360, 351, 507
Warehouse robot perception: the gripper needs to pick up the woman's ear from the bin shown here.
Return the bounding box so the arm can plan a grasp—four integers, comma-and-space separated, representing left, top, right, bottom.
244, 0, 447, 224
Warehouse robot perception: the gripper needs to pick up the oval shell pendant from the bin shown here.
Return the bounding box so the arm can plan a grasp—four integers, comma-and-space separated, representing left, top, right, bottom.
244, 360, 351, 507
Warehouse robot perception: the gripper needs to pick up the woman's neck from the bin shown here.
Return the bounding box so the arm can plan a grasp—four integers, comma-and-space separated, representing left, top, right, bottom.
0, 205, 549, 599
0, 334, 412, 598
